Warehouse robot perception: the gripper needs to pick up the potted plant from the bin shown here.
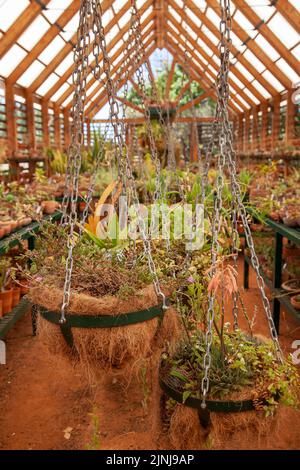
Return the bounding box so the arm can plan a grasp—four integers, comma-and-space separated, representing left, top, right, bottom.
158, 255, 298, 449
0, 258, 13, 315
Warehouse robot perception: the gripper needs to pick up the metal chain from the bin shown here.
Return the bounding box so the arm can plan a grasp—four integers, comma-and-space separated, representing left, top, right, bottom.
60, 0, 92, 323
201, 0, 283, 407
92, 0, 167, 309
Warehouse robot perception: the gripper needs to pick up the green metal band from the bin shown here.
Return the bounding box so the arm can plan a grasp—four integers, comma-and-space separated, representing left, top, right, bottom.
39, 303, 165, 329
159, 375, 255, 413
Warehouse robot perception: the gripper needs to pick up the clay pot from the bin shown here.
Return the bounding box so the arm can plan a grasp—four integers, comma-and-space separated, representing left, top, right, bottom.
0, 289, 13, 315
291, 295, 300, 310
41, 201, 60, 215
282, 216, 299, 228
281, 279, 300, 294
0, 223, 12, 236
10, 220, 18, 232
12, 287, 21, 308
20, 280, 30, 295
0, 228, 5, 239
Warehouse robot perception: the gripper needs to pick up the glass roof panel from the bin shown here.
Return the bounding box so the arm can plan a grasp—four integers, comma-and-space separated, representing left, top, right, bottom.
245, 0, 275, 22
36, 73, 60, 96
288, 0, 300, 13
243, 50, 265, 73
168, 6, 181, 25
229, 72, 243, 89
233, 10, 256, 38
267, 13, 299, 49
187, 8, 201, 29
52, 82, 70, 102
291, 44, 300, 61
243, 88, 260, 105
262, 70, 284, 92
17, 60, 45, 87
235, 94, 250, 109
234, 62, 254, 82
206, 7, 221, 28
0, 44, 27, 77
251, 79, 271, 99
43, 0, 73, 24
276, 58, 300, 84
60, 13, 79, 41
61, 94, 73, 108
18, 15, 50, 51
254, 34, 279, 62
0, 0, 29, 32
55, 51, 74, 76
38, 36, 66, 65
197, 38, 213, 57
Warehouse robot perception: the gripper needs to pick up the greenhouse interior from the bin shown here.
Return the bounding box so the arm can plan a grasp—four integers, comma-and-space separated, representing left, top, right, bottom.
0, 0, 300, 453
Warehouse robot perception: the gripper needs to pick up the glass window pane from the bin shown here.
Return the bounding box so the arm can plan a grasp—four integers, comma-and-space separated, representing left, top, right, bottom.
43, 0, 73, 24
0, 44, 27, 77
262, 70, 284, 92
36, 73, 59, 96
267, 13, 299, 49
18, 15, 50, 51
38, 36, 65, 64
18, 60, 45, 87
0, 0, 29, 32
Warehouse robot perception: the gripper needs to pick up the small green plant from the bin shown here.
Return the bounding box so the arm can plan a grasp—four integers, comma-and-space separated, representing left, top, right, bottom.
85, 408, 101, 450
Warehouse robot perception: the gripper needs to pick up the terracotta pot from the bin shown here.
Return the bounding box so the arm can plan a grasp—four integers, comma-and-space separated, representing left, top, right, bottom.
281, 279, 300, 294
0, 289, 13, 315
0, 299, 3, 317
42, 201, 60, 215
12, 287, 21, 308
10, 220, 18, 231
283, 246, 300, 258
0, 223, 12, 236
0, 228, 5, 239
291, 295, 300, 310
20, 281, 30, 295
282, 216, 299, 228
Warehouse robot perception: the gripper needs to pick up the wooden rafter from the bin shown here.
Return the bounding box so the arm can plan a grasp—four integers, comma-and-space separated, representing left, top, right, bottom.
165, 58, 176, 100
168, 0, 267, 103
181, 0, 278, 96
63, 20, 156, 111
7, 0, 82, 84
177, 91, 211, 113
275, 0, 300, 36
206, 0, 292, 89
174, 79, 192, 106
0, 0, 52, 59
234, 0, 300, 76
166, 40, 239, 115
87, 40, 157, 118
165, 23, 249, 111
45, 0, 154, 103
29, 0, 116, 93
116, 96, 144, 114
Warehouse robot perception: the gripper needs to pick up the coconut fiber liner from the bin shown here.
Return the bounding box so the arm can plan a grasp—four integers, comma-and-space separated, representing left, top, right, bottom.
29, 284, 181, 373
163, 403, 286, 450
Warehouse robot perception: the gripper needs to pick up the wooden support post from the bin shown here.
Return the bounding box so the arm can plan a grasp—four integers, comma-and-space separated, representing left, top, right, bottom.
272, 96, 281, 151
5, 81, 18, 180
63, 109, 70, 149
54, 104, 61, 150
25, 90, 36, 179
244, 112, 250, 152
238, 115, 243, 153
86, 118, 91, 149
252, 107, 259, 151
42, 99, 50, 148
189, 122, 198, 163
286, 88, 296, 146
261, 103, 268, 151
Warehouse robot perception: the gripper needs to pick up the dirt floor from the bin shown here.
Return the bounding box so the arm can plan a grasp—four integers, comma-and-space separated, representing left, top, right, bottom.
0, 256, 300, 450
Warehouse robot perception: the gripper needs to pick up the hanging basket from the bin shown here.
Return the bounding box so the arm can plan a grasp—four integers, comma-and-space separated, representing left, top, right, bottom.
158, 361, 280, 450
29, 284, 181, 368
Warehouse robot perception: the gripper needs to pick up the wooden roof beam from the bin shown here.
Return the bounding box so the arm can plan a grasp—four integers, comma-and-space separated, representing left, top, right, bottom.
7, 0, 82, 84
44, 0, 154, 103
0, 0, 52, 59
87, 40, 157, 119
206, 0, 292, 89
168, 0, 267, 102
275, 0, 300, 35
166, 22, 250, 111
234, 0, 300, 75
181, 0, 278, 96
165, 58, 176, 100
62, 20, 155, 110
30, 0, 120, 93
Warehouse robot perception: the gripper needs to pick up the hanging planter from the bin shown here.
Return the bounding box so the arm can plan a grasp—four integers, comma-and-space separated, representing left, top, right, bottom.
159, 330, 298, 449
29, 282, 180, 369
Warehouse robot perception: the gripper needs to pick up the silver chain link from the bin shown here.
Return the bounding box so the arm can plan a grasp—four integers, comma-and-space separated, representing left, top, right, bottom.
201, 0, 283, 409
